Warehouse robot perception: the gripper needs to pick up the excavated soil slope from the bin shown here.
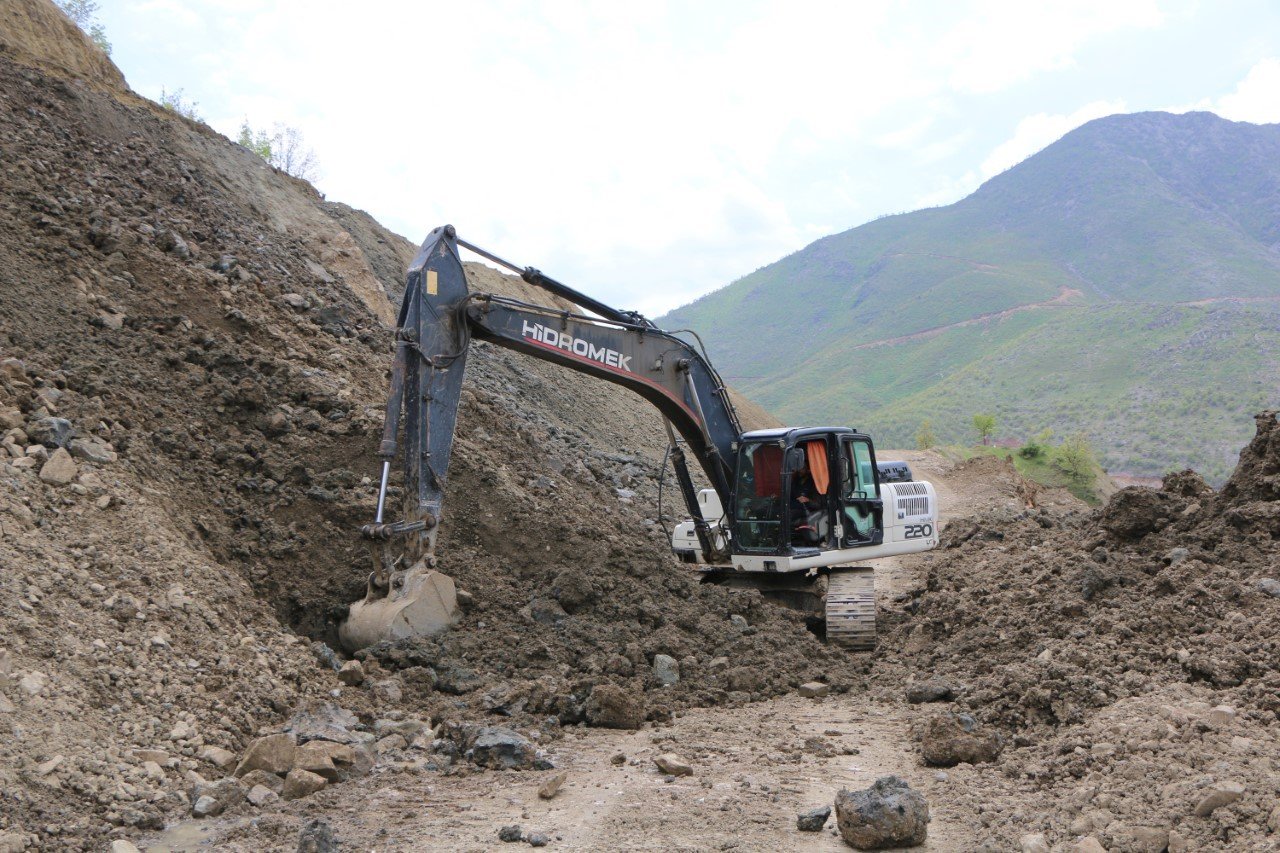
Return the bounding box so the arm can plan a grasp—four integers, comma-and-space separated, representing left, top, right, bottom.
0, 8, 840, 848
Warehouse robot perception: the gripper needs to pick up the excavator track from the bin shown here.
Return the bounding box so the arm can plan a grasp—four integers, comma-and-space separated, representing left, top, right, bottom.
825, 567, 876, 651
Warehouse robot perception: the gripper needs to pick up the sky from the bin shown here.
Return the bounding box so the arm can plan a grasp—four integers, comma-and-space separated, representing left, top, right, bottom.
92, 0, 1280, 316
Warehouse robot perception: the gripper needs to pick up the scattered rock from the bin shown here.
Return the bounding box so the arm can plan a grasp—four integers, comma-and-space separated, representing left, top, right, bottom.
498, 825, 523, 843
190, 777, 245, 818
1193, 780, 1245, 816
526, 832, 549, 847
337, 659, 365, 686
37, 447, 77, 486
234, 732, 298, 777
27, 417, 73, 448
796, 805, 832, 831
286, 704, 362, 744
835, 776, 929, 849
470, 727, 536, 770
247, 784, 279, 807
371, 678, 403, 703
798, 681, 830, 698
1208, 705, 1236, 727
1074, 838, 1106, 853
905, 679, 955, 704
610, 753, 626, 765
1019, 833, 1049, 853
652, 753, 692, 777
283, 768, 328, 800
1256, 578, 1280, 598
920, 712, 1002, 766
199, 746, 237, 770
158, 229, 191, 258
296, 819, 339, 853
651, 654, 680, 686
240, 769, 285, 794
111, 842, 142, 853
538, 771, 568, 799
68, 437, 116, 464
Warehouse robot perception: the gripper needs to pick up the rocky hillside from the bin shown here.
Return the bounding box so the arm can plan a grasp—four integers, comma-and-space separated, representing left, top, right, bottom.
0, 4, 818, 849
661, 111, 1280, 481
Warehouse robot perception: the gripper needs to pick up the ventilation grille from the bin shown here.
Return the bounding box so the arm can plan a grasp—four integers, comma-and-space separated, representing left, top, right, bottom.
888, 483, 931, 518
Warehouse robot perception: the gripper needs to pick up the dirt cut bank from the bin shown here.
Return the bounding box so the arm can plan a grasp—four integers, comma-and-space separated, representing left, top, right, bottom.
0, 5, 856, 848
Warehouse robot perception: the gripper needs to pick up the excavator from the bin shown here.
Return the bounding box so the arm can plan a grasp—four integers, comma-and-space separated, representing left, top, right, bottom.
338, 225, 938, 653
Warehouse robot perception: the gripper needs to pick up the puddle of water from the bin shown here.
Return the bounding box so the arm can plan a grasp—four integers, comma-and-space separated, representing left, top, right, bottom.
140, 817, 249, 852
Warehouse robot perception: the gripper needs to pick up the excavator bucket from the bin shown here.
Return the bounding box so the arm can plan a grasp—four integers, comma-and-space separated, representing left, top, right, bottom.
338, 561, 460, 653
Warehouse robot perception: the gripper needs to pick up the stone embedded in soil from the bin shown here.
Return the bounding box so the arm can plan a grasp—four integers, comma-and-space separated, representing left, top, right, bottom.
1256, 578, 1280, 597
652, 753, 693, 776
283, 768, 328, 800
286, 704, 362, 744
240, 769, 284, 794
1075, 838, 1106, 853
1019, 833, 1049, 853
27, 416, 72, 448
905, 679, 955, 704
337, 659, 365, 686
469, 727, 536, 770
835, 776, 929, 849
920, 712, 1002, 767
246, 784, 279, 807
538, 771, 568, 799
652, 654, 680, 686
585, 683, 645, 729
234, 732, 297, 777
296, 819, 339, 853
1108, 826, 1169, 853
1192, 780, 1245, 816
796, 805, 832, 831
498, 825, 523, 843
199, 746, 237, 770
68, 436, 116, 463
110, 842, 142, 853
798, 681, 830, 698
37, 446, 76, 485
190, 777, 245, 818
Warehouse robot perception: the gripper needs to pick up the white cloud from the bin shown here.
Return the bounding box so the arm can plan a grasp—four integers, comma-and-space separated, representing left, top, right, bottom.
939, 0, 1164, 94
979, 100, 1127, 180
98, 0, 1230, 314
1199, 58, 1280, 124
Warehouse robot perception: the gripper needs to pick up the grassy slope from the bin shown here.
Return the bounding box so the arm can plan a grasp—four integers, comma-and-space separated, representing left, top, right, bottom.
660, 112, 1280, 482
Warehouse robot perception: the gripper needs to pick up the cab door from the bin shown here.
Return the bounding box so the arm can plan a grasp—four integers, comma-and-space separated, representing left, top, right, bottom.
838, 437, 884, 547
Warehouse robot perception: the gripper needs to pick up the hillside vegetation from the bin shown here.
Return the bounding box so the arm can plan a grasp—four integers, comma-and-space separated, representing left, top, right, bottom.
660, 111, 1280, 482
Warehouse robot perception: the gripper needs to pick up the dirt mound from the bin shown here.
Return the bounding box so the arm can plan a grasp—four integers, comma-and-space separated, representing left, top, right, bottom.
0, 0, 127, 92
876, 412, 1280, 849
0, 26, 851, 849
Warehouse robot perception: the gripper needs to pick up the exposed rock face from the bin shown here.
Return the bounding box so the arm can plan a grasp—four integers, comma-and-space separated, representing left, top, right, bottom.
834, 776, 929, 849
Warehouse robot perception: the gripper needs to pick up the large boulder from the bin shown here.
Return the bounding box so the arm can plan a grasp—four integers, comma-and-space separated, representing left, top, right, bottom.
468, 727, 536, 770
835, 776, 929, 849
234, 733, 297, 777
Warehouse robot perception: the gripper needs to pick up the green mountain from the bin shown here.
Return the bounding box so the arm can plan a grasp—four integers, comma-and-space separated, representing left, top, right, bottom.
660, 111, 1280, 482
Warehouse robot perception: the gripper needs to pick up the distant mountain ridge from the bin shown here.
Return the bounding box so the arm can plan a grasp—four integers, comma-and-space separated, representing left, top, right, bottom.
660, 111, 1280, 481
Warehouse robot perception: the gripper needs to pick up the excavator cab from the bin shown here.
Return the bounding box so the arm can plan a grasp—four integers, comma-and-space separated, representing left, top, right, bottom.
730, 428, 885, 560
